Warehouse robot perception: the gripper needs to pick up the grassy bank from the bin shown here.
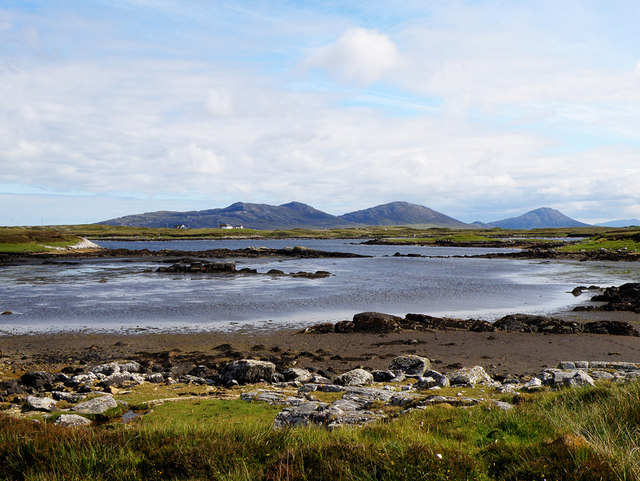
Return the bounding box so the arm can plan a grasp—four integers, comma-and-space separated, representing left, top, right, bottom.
2, 381, 640, 480
0, 227, 82, 253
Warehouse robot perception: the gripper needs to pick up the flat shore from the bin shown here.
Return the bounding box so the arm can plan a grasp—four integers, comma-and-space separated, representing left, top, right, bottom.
2, 309, 639, 379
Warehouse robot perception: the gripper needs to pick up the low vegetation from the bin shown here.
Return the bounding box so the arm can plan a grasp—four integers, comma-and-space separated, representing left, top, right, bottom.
3, 381, 640, 480
2, 224, 640, 254
0, 227, 81, 253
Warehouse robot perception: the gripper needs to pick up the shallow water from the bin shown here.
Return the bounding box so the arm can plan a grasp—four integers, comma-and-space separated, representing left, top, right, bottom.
1, 239, 639, 334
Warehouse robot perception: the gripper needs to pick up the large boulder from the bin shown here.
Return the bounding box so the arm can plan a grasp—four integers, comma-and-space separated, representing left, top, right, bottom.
449, 366, 500, 388
54, 414, 92, 427
582, 321, 639, 336
72, 394, 118, 414
352, 312, 402, 333
20, 371, 55, 391
493, 314, 579, 334
25, 396, 57, 412
334, 369, 373, 386
388, 355, 431, 377
221, 359, 276, 385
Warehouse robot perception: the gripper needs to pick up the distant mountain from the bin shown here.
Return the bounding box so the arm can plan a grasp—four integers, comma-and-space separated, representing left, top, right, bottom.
339, 201, 470, 228
99, 200, 472, 230
99, 201, 358, 230
596, 219, 640, 227
489, 207, 590, 229
470, 221, 493, 229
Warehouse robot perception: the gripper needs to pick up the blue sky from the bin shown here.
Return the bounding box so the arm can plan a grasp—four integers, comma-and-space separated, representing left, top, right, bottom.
1, 0, 639, 225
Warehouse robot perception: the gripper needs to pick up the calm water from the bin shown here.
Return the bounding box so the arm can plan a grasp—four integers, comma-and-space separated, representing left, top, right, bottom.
1, 239, 639, 334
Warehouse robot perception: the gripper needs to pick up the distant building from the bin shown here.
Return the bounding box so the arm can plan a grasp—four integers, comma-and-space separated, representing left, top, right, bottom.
218, 223, 244, 229
173, 224, 187, 229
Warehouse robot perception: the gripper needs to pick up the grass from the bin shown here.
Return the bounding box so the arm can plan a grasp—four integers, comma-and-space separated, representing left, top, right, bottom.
3, 381, 640, 480
560, 231, 640, 254
0, 227, 82, 253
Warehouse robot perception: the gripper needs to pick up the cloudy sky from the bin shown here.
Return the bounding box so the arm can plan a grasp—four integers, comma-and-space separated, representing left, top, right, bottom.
1, 0, 639, 225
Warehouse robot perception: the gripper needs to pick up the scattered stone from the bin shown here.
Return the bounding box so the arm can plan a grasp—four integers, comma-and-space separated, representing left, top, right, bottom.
52, 391, 86, 403
54, 414, 92, 427
282, 368, 314, 383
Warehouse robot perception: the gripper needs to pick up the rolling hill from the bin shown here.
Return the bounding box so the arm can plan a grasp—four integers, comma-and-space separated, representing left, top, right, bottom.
339, 202, 470, 228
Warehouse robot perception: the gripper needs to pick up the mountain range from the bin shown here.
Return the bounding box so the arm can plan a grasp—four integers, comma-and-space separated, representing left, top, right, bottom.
99, 202, 598, 230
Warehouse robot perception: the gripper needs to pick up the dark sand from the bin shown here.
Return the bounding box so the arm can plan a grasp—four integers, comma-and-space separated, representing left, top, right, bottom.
1, 310, 639, 378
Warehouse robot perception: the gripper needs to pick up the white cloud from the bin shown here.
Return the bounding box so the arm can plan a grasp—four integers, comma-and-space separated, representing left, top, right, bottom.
306, 27, 399, 86
206, 89, 234, 117
168, 143, 224, 176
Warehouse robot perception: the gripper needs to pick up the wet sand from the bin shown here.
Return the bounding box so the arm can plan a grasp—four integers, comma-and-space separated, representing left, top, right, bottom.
1, 310, 639, 378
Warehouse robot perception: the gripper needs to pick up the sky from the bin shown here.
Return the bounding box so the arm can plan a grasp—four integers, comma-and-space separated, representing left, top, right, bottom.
1, 0, 640, 226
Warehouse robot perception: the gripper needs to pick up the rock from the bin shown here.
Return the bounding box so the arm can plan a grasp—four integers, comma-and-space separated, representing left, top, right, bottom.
334, 320, 355, 333
145, 373, 165, 383
591, 283, 640, 313
372, 370, 397, 382
352, 312, 402, 333
119, 361, 143, 373
334, 369, 373, 386
52, 391, 86, 403
241, 390, 307, 406
582, 321, 639, 336
489, 400, 514, 411
66, 373, 98, 388
187, 365, 212, 378
25, 396, 57, 412
303, 323, 334, 334
449, 366, 500, 388
282, 368, 313, 383
54, 414, 92, 427
72, 394, 118, 414
273, 402, 329, 428
90, 362, 120, 376
220, 359, 276, 385
388, 355, 431, 377
540, 369, 595, 388
493, 314, 579, 334
98, 373, 145, 388
21, 371, 55, 391
414, 370, 449, 390
0, 380, 26, 395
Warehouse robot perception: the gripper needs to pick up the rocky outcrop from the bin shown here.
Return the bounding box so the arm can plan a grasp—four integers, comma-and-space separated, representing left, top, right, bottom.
590, 283, 640, 313
352, 312, 403, 333
157, 260, 330, 278
493, 314, 581, 334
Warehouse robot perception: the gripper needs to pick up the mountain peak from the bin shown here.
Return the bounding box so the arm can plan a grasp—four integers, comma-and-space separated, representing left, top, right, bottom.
340, 202, 469, 227
489, 207, 590, 229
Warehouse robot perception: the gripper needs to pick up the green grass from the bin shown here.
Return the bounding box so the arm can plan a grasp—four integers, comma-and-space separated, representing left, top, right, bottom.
0, 227, 82, 253
3, 381, 640, 480
560, 231, 640, 254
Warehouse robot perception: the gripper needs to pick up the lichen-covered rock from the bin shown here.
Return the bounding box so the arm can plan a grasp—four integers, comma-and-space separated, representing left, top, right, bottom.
449, 366, 500, 388
54, 414, 92, 427
25, 396, 57, 412
334, 368, 373, 386
221, 359, 276, 385
389, 355, 431, 377
72, 394, 118, 414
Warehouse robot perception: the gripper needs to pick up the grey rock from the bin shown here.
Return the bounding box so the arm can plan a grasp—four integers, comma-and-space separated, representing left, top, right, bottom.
589, 370, 615, 381
145, 373, 165, 383
72, 394, 118, 414
273, 402, 329, 428
413, 376, 437, 390
25, 396, 57, 412
449, 366, 500, 388
99, 373, 145, 388
119, 361, 142, 373
52, 391, 86, 403
241, 390, 307, 406
422, 370, 450, 387
389, 355, 431, 377
489, 400, 514, 411
372, 370, 396, 382
221, 359, 276, 384
558, 361, 576, 370
90, 362, 120, 376
334, 368, 373, 386
282, 368, 314, 383
67, 373, 98, 387
54, 414, 92, 427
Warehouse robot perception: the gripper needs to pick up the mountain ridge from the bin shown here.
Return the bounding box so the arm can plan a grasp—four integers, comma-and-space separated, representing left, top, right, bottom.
98, 201, 471, 229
